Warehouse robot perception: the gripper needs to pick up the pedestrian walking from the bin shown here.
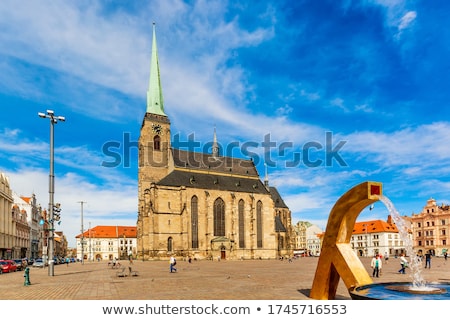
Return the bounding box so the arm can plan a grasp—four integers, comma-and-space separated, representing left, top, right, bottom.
398, 254, 407, 274
170, 255, 177, 273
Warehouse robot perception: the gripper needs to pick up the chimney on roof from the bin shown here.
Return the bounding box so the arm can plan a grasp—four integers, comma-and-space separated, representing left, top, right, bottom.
387, 215, 392, 224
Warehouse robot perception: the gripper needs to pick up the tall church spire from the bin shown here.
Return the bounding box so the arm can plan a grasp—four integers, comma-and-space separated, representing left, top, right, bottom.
264, 162, 269, 188
146, 23, 166, 115
212, 125, 219, 157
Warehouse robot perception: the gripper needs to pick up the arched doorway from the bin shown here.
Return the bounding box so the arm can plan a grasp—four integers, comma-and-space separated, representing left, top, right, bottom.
220, 244, 226, 260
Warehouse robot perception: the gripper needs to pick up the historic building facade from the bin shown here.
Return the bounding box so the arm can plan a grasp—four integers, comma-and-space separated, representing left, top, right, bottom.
75, 225, 137, 261
12, 192, 40, 259
351, 216, 409, 257
137, 26, 293, 261
292, 221, 323, 256
0, 172, 14, 259
411, 198, 450, 257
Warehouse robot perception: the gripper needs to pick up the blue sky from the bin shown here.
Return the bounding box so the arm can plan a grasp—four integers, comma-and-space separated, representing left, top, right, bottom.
1, 0, 450, 247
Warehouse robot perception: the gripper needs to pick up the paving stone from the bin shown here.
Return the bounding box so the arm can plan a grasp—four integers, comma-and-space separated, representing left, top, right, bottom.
0, 257, 448, 300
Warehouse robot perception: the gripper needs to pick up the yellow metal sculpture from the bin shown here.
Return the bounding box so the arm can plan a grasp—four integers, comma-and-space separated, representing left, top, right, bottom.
310, 181, 382, 300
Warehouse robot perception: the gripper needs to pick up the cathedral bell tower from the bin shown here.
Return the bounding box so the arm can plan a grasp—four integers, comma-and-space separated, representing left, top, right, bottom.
138, 23, 171, 187
137, 23, 171, 259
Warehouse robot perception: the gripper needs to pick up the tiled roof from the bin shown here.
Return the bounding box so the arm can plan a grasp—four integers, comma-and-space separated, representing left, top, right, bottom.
157, 170, 269, 194
75, 225, 137, 239
20, 196, 31, 204
269, 187, 289, 208
353, 219, 398, 234
172, 148, 259, 176
275, 216, 287, 232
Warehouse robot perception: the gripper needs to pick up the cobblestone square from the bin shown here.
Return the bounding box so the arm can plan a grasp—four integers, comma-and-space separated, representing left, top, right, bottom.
0, 257, 449, 300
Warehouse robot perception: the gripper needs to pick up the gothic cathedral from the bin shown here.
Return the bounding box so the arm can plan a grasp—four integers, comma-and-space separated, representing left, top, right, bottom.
137, 25, 294, 260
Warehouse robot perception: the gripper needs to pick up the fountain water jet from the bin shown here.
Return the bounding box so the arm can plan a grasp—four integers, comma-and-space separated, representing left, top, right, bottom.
379, 196, 433, 292
351, 195, 447, 298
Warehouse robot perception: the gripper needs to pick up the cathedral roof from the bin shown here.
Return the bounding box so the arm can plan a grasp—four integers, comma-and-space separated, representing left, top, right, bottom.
275, 216, 287, 232
268, 186, 289, 209
157, 169, 269, 194
158, 147, 273, 193
172, 148, 259, 176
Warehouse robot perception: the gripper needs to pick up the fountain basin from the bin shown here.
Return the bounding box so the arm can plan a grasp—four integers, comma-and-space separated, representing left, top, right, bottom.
350, 282, 450, 300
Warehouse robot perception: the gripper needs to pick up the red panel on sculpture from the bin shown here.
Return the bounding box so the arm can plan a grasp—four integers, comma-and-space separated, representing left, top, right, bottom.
370, 185, 380, 195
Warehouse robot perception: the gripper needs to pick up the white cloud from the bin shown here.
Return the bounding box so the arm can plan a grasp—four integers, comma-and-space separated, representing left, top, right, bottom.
398, 11, 417, 31
366, 1, 417, 40
343, 121, 450, 166
330, 97, 349, 112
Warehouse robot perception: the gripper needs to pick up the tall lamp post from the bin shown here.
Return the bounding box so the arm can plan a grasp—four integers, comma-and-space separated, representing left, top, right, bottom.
363, 223, 369, 257
38, 109, 65, 276
78, 201, 86, 264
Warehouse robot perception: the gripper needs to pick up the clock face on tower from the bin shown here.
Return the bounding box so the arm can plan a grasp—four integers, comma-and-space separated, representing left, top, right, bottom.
152, 123, 162, 135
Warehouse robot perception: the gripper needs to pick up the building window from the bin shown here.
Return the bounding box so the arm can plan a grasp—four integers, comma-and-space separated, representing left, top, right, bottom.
238, 199, 245, 248
191, 196, 198, 249
153, 135, 161, 150
167, 237, 173, 252
256, 201, 263, 248
213, 198, 225, 236
279, 235, 284, 250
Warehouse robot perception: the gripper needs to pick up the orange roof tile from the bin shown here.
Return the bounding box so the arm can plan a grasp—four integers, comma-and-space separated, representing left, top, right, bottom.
353, 219, 398, 234
20, 196, 31, 204
75, 225, 137, 239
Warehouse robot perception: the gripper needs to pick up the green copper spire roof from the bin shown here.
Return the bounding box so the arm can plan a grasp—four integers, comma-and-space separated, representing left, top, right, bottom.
146, 23, 166, 115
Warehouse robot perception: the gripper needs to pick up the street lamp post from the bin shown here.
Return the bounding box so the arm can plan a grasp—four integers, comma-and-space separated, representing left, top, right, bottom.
38, 109, 65, 276
363, 223, 370, 257
78, 201, 86, 264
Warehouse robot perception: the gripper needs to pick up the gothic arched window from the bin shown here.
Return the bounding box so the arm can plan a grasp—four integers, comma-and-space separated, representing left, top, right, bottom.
238, 199, 245, 248
256, 200, 263, 248
191, 196, 199, 248
279, 235, 285, 250
214, 198, 225, 236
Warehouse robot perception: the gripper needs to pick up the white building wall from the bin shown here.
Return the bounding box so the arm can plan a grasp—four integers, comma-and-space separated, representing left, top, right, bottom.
306, 225, 323, 256
76, 236, 137, 262
351, 232, 410, 257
